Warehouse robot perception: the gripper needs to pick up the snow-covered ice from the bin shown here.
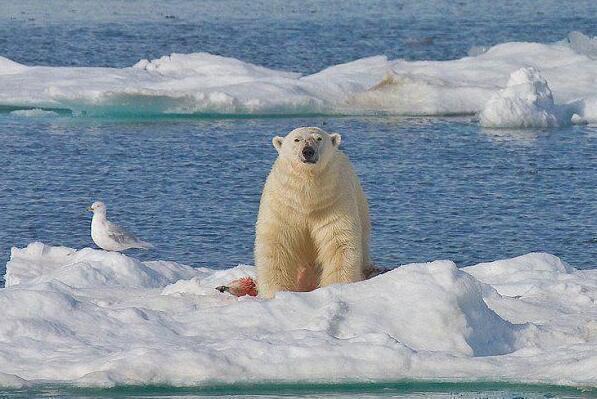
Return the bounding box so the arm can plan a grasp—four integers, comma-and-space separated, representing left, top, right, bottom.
479, 67, 576, 128
1, 32, 596, 125
0, 242, 595, 388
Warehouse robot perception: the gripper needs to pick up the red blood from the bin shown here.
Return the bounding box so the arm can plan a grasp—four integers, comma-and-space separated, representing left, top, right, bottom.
219, 265, 385, 297
225, 277, 258, 297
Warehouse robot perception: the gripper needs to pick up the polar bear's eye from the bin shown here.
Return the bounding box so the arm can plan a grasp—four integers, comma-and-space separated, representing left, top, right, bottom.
316, 136, 322, 141
294, 138, 300, 142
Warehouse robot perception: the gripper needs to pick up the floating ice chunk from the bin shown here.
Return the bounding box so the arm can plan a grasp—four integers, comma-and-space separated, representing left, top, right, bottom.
566, 31, 597, 59
0, 35, 596, 119
479, 67, 574, 128
9, 108, 60, 117
0, 242, 596, 387
568, 96, 597, 124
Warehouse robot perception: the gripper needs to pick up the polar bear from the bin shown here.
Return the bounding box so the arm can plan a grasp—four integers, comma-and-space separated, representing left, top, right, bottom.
255, 126, 370, 298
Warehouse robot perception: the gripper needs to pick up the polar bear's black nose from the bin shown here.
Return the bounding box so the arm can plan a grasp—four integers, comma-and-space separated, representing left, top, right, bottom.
302, 146, 315, 159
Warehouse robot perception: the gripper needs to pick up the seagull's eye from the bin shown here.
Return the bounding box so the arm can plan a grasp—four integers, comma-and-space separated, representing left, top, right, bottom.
316, 136, 322, 141
294, 138, 300, 142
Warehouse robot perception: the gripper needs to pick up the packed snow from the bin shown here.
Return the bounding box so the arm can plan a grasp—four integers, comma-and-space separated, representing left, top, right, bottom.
0, 242, 595, 388
0, 32, 596, 125
479, 67, 576, 128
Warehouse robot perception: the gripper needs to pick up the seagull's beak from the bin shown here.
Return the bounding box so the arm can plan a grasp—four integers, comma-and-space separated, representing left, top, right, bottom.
86, 206, 93, 212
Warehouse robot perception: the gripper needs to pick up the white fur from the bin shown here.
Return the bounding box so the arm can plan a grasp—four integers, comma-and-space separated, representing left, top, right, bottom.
255, 127, 370, 298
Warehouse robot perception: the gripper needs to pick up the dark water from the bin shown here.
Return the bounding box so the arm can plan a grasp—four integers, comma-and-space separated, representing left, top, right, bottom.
1, 0, 596, 73
0, 115, 595, 276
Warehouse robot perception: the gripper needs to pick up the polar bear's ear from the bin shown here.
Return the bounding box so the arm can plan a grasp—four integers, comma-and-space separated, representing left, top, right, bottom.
330, 133, 342, 147
272, 136, 284, 152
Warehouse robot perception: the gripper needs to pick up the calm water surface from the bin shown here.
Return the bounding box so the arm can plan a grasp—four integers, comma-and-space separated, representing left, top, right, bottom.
2, 0, 596, 73
0, 115, 595, 276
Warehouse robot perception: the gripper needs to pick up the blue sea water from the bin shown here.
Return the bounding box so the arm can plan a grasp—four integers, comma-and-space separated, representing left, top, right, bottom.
0, 0, 596, 397
1, 114, 595, 276
2, 0, 597, 73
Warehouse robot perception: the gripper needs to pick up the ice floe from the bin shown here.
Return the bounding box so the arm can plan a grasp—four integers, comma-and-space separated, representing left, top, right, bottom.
9, 108, 60, 118
0, 32, 596, 124
0, 242, 595, 388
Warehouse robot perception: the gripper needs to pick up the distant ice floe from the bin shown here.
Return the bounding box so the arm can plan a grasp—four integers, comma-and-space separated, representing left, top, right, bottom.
9, 108, 59, 118
0, 242, 595, 388
0, 32, 596, 125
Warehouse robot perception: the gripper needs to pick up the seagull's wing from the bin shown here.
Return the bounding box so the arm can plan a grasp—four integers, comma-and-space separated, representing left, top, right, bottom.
106, 221, 154, 249
106, 222, 140, 245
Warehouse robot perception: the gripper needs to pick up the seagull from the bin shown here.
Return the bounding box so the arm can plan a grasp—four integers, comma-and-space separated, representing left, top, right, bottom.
87, 201, 153, 251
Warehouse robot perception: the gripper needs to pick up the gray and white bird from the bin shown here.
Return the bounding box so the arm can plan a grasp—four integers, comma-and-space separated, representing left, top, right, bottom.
87, 201, 153, 251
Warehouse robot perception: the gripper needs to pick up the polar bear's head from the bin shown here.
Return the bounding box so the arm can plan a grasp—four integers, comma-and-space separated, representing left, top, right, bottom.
272, 127, 341, 169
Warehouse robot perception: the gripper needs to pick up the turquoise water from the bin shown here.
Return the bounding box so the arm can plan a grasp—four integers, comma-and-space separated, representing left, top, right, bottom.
1, 382, 594, 399
0, 0, 595, 396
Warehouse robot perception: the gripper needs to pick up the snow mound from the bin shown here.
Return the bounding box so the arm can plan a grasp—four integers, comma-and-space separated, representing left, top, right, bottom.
133, 52, 301, 81
6, 242, 198, 289
0, 242, 595, 388
1, 33, 596, 122
479, 67, 575, 128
